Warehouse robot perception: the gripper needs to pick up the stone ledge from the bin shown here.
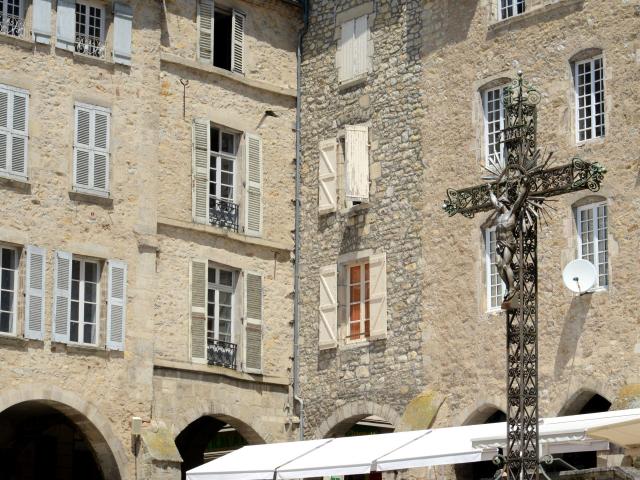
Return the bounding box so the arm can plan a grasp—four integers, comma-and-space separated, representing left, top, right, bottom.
0, 175, 30, 193
160, 52, 296, 98
69, 190, 114, 207
157, 215, 293, 253
488, 0, 584, 34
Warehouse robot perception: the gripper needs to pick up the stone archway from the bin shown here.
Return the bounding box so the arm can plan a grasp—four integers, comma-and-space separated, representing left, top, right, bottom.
314, 401, 401, 439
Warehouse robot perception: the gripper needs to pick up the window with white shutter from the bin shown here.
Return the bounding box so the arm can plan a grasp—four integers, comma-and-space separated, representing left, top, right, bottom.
338, 15, 368, 84
318, 264, 338, 349
345, 125, 369, 203
197, 0, 245, 74
74, 103, 110, 196
69, 258, 100, 345
231, 10, 245, 74
107, 259, 127, 350
244, 272, 262, 373
318, 139, 337, 214
577, 202, 609, 289
0, 245, 19, 336
190, 259, 207, 363
0, 84, 29, 180
244, 133, 262, 236
25, 245, 46, 340
0, 0, 26, 38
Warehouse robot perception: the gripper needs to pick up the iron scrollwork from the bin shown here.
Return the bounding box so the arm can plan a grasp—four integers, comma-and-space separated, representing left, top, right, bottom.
0, 14, 25, 38
207, 339, 237, 369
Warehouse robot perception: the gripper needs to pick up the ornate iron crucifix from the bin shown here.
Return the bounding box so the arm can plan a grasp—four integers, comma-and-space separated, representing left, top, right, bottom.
442, 73, 606, 480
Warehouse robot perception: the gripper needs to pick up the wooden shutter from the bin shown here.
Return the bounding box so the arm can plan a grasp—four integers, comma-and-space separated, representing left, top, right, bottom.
318, 264, 338, 349
0, 89, 7, 171
345, 125, 369, 202
368, 252, 387, 340
56, 0, 76, 51
244, 134, 262, 236
74, 105, 92, 189
197, 0, 214, 63
318, 139, 337, 214
32, 0, 52, 44
107, 260, 127, 351
353, 15, 368, 77
10, 90, 28, 177
231, 10, 245, 74
338, 19, 354, 83
113, 3, 133, 66
52, 251, 72, 343
244, 272, 262, 373
192, 119, 209, 224
74, 104, 110, 194
190, 259, 207, 363
25, 246, 46, 340
93, 109, 110, 192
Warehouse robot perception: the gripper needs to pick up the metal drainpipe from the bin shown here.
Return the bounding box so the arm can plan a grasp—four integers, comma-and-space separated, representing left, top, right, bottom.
293, 0, 309, 442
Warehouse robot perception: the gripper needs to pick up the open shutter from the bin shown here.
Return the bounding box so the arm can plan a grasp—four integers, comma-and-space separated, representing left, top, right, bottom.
92, 108, 110, 192
113, 3, 133, 66
338, 19, 354, 83
10, 91, 28, 177
318, 139, 337, 214
197, 0, 214, 64
52, 251, 72, 343
244, 272, 262, 373
192, 119, 209, 224
25, 246, 46, 340
0, 89, 7, 171
244, 134, 262, 236
56, 0, 76, 52
107, 260, 127, 350
231, 10, 245, 74
190, 259, 207, 363
32, 0, 52, 44
74, 105, 91, 189
318, 264, 338, 349
345, 125, 369, 202
353, 15, 368, 77
368, 252, 387, 340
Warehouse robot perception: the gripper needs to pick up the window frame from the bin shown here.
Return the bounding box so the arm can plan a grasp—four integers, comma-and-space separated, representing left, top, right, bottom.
0, 245, 19, 336
485, 227, 505, 312
346, 260, 370, 342
209, 126, 238, 204
74, 1, 106, 58
482, 85, 506, 170
206, 265, 236, 346
576, 201, 609, 290
0, 0, 25, 38
574, 56, 605, 144
499, 0, 525, 20
338, 14, 369, 85
69, 257, 101, 346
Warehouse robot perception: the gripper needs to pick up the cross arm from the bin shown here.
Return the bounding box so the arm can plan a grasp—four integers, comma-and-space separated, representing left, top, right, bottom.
442, 158, 606, 218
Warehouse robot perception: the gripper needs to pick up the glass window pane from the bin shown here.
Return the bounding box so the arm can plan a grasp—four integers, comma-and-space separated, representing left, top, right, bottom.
0, 311, 11, 333
0, 291, 11, 311
70, 321, 79, 342
84, 262, 98, 282
350, 265, 360, 284
221, 133, 234, 154
71, 301, 79, 321
71, 280, 80, 301
84, 303, 96, 324
72, 260, 81, 280
350, 284, 360, 303
219, 270, 233, 286
211, 128, 220, 152
83, 323, 95, 344
1, 269, 13, 290
84, 282, 96, 302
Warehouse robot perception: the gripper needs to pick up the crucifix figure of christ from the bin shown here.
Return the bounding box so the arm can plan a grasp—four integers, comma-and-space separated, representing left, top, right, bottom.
442, 72, 606, 480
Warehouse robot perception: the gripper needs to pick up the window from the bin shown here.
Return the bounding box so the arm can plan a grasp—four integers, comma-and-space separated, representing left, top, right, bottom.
0, 246, 18, 335
577, 202, 608, 288
338, 15, 368, 84
73, 103, 110, 195
70, 258, 100, 345
75, 2, 105, 58
348, 262, 370, 341
499, 0, 525, 20
483, 86, 505, 170
197, 0, 245, 74
344, 125, 369, 205
0, 0, 25, 37
209, 126, 239, 230
0, 83, 28, 180
207, 266, 234, 345
485, 228, 505, 310
575, 57, 605, 142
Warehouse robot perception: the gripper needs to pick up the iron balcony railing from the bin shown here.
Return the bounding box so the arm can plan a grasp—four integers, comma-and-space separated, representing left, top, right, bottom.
209, 198, 239, 232
0, 14, 25, 38
75, 34, 106, 58
207, 339, 237, 369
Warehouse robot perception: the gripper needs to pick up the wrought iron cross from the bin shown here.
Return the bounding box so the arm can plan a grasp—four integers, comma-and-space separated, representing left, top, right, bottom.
443, 73, 605, 480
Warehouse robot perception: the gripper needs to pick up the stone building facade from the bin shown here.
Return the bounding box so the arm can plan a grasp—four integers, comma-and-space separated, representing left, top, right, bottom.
0, 0, 300, 479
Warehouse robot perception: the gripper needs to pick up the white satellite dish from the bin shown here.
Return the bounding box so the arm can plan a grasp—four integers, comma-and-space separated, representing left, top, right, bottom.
562, 259, 597, 294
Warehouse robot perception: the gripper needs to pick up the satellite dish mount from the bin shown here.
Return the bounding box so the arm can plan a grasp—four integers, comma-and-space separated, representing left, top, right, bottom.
562, 259, 597, 295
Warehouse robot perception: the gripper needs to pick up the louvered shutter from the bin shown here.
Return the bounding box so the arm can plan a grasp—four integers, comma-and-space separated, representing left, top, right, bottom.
338, 19, 354, 83
345, 125, 369, 202
74, 104, 110, 194
52, 251, 72, 343
244, 272, 262, 373
92, 109, 110, 192
107, 260, 127, 350
190, 259, 207, 363
197, 0, 214, 63
192, 119, 209, 224
56, 0, 76, 52
32, 0, 52, 44
0, 89, 7, 171
353, 15, 368, 77
113, 3, 133, 66
231, 10, 245, 74
25, 246, 46, 340
244, 134, 262, 236
10, 91, 28, 177
318, 139, 337, 214
368, 252, 387, 340
318, 265, 338, 349
74, 105, 92, 189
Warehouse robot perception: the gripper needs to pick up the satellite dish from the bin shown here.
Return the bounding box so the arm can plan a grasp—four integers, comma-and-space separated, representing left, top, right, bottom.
562, 259, 597, 294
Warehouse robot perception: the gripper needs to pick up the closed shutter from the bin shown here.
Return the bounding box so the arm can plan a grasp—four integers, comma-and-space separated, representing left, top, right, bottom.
74, 104, 110, 194
52, 251, 72, 343
345, 125, 369, 202
368, 252, 387, 340
93, 109, 110, 191
244, 272, 262, 373
56, 0, 76, 51
106, 260, 127, 350
318, 139, 337, 214
0, 86, 28, 178
197, 0, 214, 63
353, 15, 368, 77
244, 134, 262, 236
231, 10, 245, 74
318, 264, 338, 349
113, 3, 133, 66
32, 0, 52, 44
74, 106, 91, 188
192, 118, 210, 224
190, 259, 207, 363
25, 246, 46, 340
338, 19, 354, 83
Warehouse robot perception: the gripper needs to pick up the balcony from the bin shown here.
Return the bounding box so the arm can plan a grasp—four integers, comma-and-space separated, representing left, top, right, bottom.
207, 339, 237, 369
210, 198, 239, 232
75, 34, 106, 58
0, 14, 25, 38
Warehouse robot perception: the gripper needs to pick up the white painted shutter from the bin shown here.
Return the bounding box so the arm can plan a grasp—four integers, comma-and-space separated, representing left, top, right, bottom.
190, 259, 207, 363
368, 252, 387, 340
353, 15, 368, 77
231, 10, 245, 74
107, 260, 127, 350
74, 106, 92, 188
244, 134, 262, 236
113, 3, 133, 66
192, 118, 209, 224
92, 109, 110, 192
10, 91, 28, 177
52, 251, 72, 343
318, 264, 338, 349
197, 0, 214, 63
56, 0, 76, 52
25, 246, 46, 340
32, 0, 52, 44
338, 19, 354, 83
244, 272, 262, 373
74, 105, 110, 194
318, 139, 337, 214
345, 125, 369, 202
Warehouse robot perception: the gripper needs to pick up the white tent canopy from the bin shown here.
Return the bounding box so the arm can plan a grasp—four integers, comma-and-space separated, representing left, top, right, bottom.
186, 408, 640, 480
